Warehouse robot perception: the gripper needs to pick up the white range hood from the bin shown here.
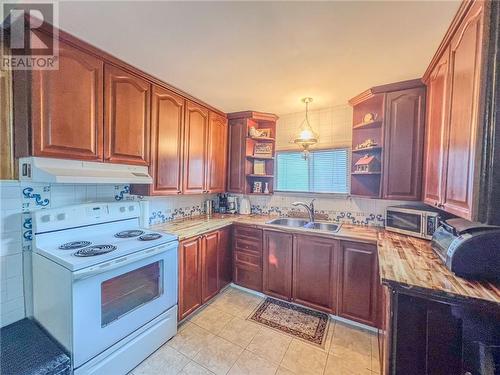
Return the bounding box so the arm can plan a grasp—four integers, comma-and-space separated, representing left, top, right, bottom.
19, 157, 153, 184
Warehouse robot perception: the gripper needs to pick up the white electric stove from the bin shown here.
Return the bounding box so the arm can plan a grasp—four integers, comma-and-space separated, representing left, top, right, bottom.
31, 202, 179, 375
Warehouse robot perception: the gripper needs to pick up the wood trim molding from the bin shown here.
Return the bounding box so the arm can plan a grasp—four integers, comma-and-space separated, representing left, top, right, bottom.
422, 0, 476, 83
348, 79, 424, 106
0, 50, 15, 179
227, 111, 279, 122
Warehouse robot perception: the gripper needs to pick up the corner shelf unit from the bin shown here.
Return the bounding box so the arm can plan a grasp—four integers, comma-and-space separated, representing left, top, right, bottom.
227, 111, 278, 195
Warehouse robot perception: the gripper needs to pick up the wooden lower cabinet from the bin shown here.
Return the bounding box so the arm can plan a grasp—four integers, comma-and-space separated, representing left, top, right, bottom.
179, 228, 231, 320
218, 227, 232, 289
263, 230, 293, 300
201, 231, 219, 303
233, 225, 263, 292
338, 241, 379, 327
178, 237, 202, 320
293, 235, 338, 313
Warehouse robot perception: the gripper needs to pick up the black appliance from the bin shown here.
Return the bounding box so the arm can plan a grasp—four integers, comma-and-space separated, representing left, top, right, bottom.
431, 218, 500, 280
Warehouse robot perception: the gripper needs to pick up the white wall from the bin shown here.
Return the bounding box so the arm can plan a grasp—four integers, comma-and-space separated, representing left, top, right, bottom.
0, 180, 213, 327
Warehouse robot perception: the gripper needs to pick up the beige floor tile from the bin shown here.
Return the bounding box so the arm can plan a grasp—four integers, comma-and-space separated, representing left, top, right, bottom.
324, 350, 372, 375
210, 289, 262, 318
371, 335, 381, 374
218, 317, 261, 348
330, 322, 372, 356
189, 305, 234, 334
168, 322, 215, 358
133, 345, 189, 375
228, 350, 278, 375
179, 361, 215, 375
281, 339, 328, 375
276, 367, 296, 375
247, 327, 292, 365
193, 335, 244, 375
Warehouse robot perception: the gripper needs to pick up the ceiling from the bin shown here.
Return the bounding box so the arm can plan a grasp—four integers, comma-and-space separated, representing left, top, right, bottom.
59, 1, 460, 115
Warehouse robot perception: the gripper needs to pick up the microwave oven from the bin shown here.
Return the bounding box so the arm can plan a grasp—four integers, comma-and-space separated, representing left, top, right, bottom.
385, 204, 441, 240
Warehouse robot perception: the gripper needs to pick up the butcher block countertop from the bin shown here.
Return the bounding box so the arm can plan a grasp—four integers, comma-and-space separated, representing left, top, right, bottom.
153, 214, 500, 306
378, 231, 500, 306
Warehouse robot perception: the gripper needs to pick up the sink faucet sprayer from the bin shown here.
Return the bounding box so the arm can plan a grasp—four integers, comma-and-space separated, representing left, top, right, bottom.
291, 199, 316, 223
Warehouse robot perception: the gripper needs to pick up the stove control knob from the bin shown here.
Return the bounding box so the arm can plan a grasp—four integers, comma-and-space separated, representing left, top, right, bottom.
128, 205, 134, 211
57, 213, 66, 221
119, 207, 126, 213
41, 214, 51, 223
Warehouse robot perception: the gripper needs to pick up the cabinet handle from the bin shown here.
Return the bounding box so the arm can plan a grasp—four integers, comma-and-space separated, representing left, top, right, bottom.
177, 191, 182, 194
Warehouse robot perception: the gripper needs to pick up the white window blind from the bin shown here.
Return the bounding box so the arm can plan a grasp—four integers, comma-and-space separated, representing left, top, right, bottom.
276, 149, 349, 194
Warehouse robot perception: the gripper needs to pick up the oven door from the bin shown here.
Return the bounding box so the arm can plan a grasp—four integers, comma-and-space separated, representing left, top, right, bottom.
72, 241, 178, 368
386, 209, 424, 238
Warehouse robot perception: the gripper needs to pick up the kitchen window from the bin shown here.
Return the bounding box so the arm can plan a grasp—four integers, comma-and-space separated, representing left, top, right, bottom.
276, 148, 349, 194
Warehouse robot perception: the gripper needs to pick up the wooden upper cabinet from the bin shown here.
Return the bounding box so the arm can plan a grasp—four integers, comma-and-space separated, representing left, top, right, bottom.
383, 86, 426, 200
292, 235, 338, 313
338, 241, 379, 327
201, 232, 220, 303
263, 230, 293, 300
442, 1, 485, 220
150, 85, 184, 194
423, 49, 450, 207
104, 64, 151, 165
31, 33, 104, 161
178, 237, 202, 320
183, 101, 209, 194
227, 121, 247, 193
206, 112, 228, 193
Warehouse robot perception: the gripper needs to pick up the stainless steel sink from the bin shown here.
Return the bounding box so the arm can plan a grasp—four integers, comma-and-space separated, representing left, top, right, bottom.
266, 218, 309, 227
266, 218, 341, 233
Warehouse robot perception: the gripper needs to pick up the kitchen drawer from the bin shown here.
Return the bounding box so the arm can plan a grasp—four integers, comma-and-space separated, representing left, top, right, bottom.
234, 237, 262, 254
234, 226, 263, 242
234, 261, 262, 292
234, 251, 261, 267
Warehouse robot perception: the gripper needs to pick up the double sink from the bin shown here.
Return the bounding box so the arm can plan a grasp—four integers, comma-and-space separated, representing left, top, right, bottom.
266, 218, 341, 233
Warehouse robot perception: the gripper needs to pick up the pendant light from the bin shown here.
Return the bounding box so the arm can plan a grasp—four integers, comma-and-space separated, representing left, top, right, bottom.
293, 97, 318, 159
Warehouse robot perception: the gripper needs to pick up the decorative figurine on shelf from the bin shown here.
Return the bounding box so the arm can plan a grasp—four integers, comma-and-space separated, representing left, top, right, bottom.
264, 182, 270, 194
249, 126, 260, 138
355, 139, 378, 150
362, 112, 377, 124
354, 155, 380, 173
253, 181, 263, 193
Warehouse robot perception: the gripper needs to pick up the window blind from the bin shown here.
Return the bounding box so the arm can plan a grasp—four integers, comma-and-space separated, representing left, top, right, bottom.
276, 149, 349, 194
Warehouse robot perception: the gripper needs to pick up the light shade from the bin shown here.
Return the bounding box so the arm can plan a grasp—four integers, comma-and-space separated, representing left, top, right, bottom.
292, 97, 319, 155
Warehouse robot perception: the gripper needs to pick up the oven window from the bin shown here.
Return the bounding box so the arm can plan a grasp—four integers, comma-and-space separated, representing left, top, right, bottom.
101, 261, 162, 327
386, 211, 421, 233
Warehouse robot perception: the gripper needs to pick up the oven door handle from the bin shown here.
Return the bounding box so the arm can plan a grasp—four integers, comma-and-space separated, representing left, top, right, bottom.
73, 242, 176, 280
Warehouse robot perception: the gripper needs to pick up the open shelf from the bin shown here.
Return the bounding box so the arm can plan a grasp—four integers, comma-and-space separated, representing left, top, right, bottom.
247, 136, 275, 142
247, 174, 274, 178
353, 120, 383, 130
351, 171, 381, 175
247, 155, 275, 160
352, 146, 382, 153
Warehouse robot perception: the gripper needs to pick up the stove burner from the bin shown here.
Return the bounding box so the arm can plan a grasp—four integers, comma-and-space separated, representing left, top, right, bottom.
59, 241, 92, 250
114, 230, 145, 238
139, 233, 162, 241
74, 245, 117, 257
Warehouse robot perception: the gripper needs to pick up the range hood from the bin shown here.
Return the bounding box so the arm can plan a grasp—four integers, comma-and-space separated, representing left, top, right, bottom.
19, 157, 153, 184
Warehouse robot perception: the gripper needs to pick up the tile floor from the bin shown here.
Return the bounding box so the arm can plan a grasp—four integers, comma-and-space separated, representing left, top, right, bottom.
131, 286, 380, 375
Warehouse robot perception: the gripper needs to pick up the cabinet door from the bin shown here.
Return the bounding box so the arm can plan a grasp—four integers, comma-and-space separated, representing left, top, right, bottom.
183, 101, 208, 194
218, 227, 232, 289
206, 112, 228, 193
263, 230, 293, 300
150, 85, 184, 194
442, 1, 485, 220
31, 33, 103, 161
338, 241, 379, 327
293, 235, 338, 313
178, 237, 202, 320
383, 87, 426, 200
423, 49, 450, 207
227, 121, 247, 193
202, 231, 220, 303
104, 64, 150, 165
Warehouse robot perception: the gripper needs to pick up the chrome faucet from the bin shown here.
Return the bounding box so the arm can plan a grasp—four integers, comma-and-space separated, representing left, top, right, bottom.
292, 199, 316, 223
